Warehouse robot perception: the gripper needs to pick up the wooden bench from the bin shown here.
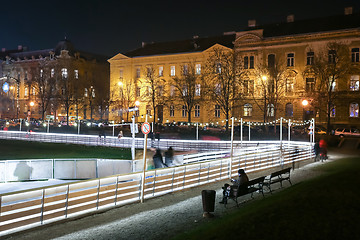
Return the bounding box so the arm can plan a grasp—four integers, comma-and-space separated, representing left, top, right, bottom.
263, 167, 292, 193
224, 176, 265, 207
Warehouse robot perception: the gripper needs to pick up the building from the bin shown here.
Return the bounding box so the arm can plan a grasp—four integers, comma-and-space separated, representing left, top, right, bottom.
109, 7, 360, 129
0, 40, 110, 122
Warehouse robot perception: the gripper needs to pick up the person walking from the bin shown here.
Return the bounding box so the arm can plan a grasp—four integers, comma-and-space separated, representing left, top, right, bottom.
314, 141, 320, 161
164, 147, 174, 167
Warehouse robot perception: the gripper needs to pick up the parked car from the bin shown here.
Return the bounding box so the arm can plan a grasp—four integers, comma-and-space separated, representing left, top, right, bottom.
333, 128, 360, 137
314, 126, 327, 135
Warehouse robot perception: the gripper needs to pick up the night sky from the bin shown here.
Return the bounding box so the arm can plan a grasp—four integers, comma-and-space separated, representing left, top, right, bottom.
1, 0, 360, 57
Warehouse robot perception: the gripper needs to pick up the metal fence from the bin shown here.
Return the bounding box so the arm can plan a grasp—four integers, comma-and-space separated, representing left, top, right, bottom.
0, 141, 314, 236
0, 130, 291, 151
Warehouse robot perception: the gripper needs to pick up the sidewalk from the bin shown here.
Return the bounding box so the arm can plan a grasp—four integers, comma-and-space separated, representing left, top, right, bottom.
2, 151, 348, 240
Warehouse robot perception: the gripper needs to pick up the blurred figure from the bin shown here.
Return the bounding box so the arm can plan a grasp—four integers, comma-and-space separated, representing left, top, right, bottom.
314, 141, 320, 161
219, 169, 249, 204
319, 139, 328, 161
153, 149, 164, 168
164, 147, 174, 167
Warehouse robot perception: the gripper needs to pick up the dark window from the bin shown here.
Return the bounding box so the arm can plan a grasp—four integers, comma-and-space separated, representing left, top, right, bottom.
268, 54, 275, 68
307, 52, 314, 65
306, 78, 315, 92
287, 53, 294, 67
352, 48, 359, 63
328, 50, 336, 64
249, 56, 254, 69
285, 103, 293, 117
244, 56, 248, 69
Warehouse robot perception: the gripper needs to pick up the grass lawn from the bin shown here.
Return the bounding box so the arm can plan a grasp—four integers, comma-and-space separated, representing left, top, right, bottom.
174, 157, 360, 240
0, 139, 131, 160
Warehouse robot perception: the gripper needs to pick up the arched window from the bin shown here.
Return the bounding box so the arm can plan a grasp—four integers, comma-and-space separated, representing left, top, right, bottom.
285, 103, 293, 117
267, 104, 274, 117
244, 103, 252, 117
349, 103, 359, 117
194, 104, 200, 118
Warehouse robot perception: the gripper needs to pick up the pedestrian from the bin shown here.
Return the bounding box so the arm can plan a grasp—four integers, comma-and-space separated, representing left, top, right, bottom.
153, 149, 164, 168
314, 141, 320, 161
319, 139, 327, 161
118, 130, 123, 139
164, 146, 174, 167
219, 169, 249, 204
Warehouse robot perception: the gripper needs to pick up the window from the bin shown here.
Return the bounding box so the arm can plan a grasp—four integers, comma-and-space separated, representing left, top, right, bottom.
249, 56, 254, 69
182, 85, 188, 96
215, 105, 220, 118
328, 50, 336, 64
170, 66, 176, 76
267, 104, 274, 117
74, 70, 79, 79
158, 85, 163, 96
170, 85, 175, 97
61, 68, 68, 78
84, 88, 88, 97
216, 63, 221, 74
306, 52, 314, 65
194, 104, 200, 118
195, 84, 201, 96
285, 103, 293, 117
215, 83, 221, 95
349, 103, 359, 117
170, 105, 174, 117
244, 56, 249, 69
119, 69, 123, 79
24, 87, 28, 96
351, 48, 359, 63
244, 103, 252, 117
268, 54, 275, 68
286, 78, 294, 92
25, 71, 28, 80
306, 78, 315, 92
51, 68, 54, 77
40, 69, 43, 78
329, 77, 336, 92
32, 87, 36, 96
136, 87, 141, 97
243, 80, 254, 95
183, 64, 188, 75
330, 105, 336, 118
195, 64, 201, 75
182, 105, 187, 117
91, 88, 95, 97
146, 106, 151, 115
146, 67, 152, 78
350, 75, 360, 91
287, 53, 294, 67
136, 67, 141, 78
156, 66, 163, 77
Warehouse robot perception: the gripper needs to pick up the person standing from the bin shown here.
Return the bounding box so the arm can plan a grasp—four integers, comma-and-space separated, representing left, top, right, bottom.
153, 149, 164, 168
164, 147, 174, 167
314, 141, 320, 161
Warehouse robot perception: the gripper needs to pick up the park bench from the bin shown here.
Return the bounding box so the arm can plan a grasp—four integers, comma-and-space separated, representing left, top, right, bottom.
263, 167, 292, 193
224, 176, 265, 207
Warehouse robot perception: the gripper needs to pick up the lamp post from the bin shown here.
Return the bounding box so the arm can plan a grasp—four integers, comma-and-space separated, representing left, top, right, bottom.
302, 99, 309, 121
1, 75, 20, 119
262, 75, 268, 123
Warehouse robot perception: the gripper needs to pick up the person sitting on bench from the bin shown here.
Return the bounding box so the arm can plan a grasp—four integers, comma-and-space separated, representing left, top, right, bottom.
219, 169, 249, 204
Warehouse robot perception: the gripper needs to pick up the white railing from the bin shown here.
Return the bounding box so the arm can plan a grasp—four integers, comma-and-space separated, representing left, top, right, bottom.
0, 130, 274, 151
0, 141, 314, 236
0, 159, 133, 183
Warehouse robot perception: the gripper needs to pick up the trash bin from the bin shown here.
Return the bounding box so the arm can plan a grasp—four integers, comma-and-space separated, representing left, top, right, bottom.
201, 190, 216, 216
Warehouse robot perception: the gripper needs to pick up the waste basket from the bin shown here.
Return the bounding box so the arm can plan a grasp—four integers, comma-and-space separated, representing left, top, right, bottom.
201, 190, 216, 217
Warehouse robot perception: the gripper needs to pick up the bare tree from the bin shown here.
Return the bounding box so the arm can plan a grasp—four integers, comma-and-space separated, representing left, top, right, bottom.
171, 62, 203, 122
203, 48, 246, 130
110, 78, 136, 122
303, 42, 357, 134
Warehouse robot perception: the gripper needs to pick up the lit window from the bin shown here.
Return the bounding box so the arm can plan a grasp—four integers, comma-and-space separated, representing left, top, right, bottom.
330, 105, 336, 118
84, 88, 88, 97
287, 53, 294, 67
170, 66, 176, 76
182, 85, 188, 96
40, 69, 43, 78
136, 87, 141, 97
146, 106, 151, 115
170, 85, 175, 97
61, 68, 68, 78
24, 87, 28, 96
216, 63, 221, 74
286, 78, 294, 92
243, 80, 254, 95
159, 66, 163, 77
215, 105, 220, 118
136, 67, 141, 78
170, 105, 174, 117
183, 65, 188, 75
350, 75, 359, 91
351, 48, 359, 63
25, 71, 28, 80
195, 64, 201, 75
51, 69, 54, 77
194, 104, 200, 118
158, 85, 163, 96
32, 87, 36, 95
215, 84, 221, 95
350, 103, 359, 117
244, 103, 252, 117
267, 104, 274, 117
119, 69, 123, 79
182, 105, 187, 117
74, 70, 79, 79
329, 77, 336, 92
195, 84, 201, 96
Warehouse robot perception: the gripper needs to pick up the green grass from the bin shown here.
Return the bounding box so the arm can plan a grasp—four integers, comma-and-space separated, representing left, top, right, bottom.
0, 139, 131, 160
174, 157, 360, 240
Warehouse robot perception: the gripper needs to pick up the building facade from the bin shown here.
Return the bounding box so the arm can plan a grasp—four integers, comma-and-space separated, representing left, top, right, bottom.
0, 40, 110, 122
109, 8, 360, 129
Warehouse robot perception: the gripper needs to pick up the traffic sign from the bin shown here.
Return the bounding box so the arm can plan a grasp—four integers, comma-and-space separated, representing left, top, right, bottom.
141, 122, 151, 135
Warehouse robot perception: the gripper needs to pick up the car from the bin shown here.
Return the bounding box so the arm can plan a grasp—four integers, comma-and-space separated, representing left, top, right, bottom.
314, 126, 327, 135
333, 128, 360, 137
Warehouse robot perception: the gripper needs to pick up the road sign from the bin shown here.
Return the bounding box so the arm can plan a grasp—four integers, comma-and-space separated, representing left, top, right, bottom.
141, 122, 151, 135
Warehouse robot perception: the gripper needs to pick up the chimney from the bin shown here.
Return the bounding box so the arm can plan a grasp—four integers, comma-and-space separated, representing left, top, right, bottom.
18, 45, 23, 50
248, 19, 256, 28
344, 7, 353, 15
1, 48, 6, 52
287, 14, 295, 23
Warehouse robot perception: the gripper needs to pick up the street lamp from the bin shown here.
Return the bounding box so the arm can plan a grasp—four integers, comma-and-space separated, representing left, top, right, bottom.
262, 75, 268, 122
302, 99, 309, 121
0, 75, 20, 118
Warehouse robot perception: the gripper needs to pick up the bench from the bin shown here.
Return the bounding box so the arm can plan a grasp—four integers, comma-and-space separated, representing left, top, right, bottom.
263, 167, 292, 193
224, 176, 265, 207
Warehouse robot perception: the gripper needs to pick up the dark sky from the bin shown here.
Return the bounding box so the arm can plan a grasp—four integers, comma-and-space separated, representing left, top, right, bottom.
1, 0, 359, 57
